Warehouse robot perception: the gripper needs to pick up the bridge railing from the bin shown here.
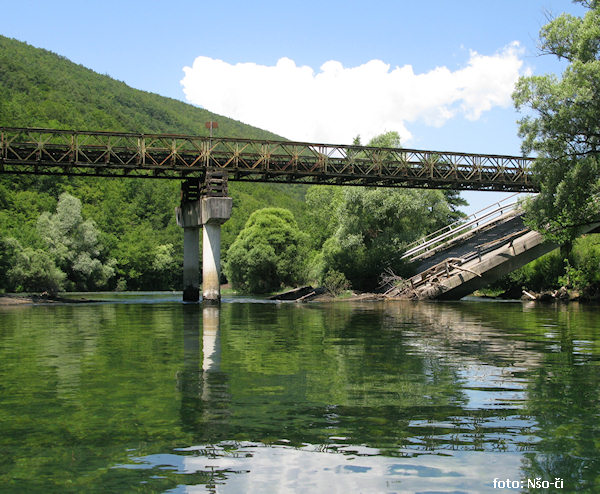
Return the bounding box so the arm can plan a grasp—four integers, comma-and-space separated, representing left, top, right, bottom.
402, 192, 524, 261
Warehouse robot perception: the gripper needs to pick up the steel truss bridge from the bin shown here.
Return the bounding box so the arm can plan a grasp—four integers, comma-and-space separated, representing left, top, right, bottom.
0, 127, 537, 192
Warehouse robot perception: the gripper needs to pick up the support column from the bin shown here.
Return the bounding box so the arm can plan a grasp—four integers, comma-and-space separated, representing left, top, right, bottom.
183, 227, 200, 301
202, 222, 221, 301
201, 196, 232, 303
176, 180, 203, 302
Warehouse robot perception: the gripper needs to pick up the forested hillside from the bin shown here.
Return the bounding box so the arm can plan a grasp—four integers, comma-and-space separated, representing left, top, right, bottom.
0, 36, 286, 137
0, 35, 308, 291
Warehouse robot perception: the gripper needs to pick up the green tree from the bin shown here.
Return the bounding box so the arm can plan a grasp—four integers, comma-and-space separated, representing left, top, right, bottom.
37, 193, 115, 290
110, 222, 180, 291
513, 0, 600, 243
11, 248, 66, 294
362, 130, 401, 148
304, 186, 343, 249
0, 235, 19, 291
354, 132, 466, 220
224, 208, 307, 293
320, 187, 454, 291
4, 238, 66, 294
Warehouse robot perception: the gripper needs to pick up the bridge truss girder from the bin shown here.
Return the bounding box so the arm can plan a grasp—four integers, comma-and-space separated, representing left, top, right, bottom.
0, 127, 538, 192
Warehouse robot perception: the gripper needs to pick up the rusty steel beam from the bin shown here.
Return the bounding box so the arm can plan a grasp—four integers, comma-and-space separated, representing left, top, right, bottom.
0, 127, 538, 192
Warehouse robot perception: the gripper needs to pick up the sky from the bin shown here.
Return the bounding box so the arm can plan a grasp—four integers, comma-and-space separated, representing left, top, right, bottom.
1, 0, 587, 214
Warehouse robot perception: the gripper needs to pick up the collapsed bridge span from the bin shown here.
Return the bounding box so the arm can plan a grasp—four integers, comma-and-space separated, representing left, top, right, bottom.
394, 195, 599, 300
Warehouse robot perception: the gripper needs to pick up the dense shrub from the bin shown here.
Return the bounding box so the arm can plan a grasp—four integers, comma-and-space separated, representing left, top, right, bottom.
8, 245, 66, 294
322, 270, 351, 296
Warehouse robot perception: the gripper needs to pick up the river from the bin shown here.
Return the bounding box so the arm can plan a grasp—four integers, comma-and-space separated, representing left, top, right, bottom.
0, 294, 599, 492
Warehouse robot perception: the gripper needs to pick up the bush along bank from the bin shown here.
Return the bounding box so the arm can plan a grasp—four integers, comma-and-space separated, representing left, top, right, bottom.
489, 234, 600, 302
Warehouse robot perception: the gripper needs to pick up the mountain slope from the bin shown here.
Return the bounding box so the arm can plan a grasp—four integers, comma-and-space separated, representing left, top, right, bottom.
0, 35, 282, 138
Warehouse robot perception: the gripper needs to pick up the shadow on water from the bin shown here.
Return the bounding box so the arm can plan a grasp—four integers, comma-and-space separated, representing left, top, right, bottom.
1, 296, 599, 492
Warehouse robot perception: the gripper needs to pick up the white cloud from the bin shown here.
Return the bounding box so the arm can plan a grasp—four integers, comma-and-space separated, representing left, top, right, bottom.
180, 42, 526, 145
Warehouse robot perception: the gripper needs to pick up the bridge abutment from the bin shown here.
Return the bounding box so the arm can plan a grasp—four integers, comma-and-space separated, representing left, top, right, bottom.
175, 174, 232, 303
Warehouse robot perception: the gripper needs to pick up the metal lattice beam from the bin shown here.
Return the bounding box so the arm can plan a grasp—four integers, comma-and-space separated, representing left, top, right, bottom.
0, 127, 537, 191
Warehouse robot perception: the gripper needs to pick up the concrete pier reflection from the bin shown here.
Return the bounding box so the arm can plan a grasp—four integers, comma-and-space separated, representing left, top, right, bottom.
202, 305, 221, 373
179, 303, 227, 435
180, 304, 201, 430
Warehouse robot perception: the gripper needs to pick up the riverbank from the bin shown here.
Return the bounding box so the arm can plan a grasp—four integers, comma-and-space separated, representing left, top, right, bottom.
309, 292, 385, 303
0, 293, 98, 305
267, 285, 385, 303
305, 287, 600, 304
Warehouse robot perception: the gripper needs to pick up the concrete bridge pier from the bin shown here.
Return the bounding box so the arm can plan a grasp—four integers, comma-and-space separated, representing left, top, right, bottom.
175, 176, 232, 303
201, 196, 232, 303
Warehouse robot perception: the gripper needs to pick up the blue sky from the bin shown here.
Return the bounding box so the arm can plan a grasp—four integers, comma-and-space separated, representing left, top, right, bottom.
2, 0, 586, 213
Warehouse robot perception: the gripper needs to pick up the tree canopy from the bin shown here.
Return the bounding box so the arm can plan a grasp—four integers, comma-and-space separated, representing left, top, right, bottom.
513, 0, 600, 242
224, 208, 308, 293
318, 186, 455, 291
37, 193, 116, 290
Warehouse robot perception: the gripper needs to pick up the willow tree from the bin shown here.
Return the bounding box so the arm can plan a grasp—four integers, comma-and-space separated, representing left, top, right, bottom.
513, 0, 600, 243
37, 192, 115, 290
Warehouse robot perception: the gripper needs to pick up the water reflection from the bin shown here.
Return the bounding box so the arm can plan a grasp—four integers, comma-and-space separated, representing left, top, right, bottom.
180, 304, 230, 441
125, 441, 524, 493
140, 301, 600, 492
1, 298, 599, 492
161, 301, 551, 491
202, 306, 221, 373
180, 304, 201, 432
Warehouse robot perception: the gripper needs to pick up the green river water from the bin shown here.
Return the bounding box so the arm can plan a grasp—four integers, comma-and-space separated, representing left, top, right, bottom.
1, 294, 599, 493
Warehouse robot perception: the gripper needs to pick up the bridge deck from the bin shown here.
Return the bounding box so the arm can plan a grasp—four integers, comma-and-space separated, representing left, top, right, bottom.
413, 212, 527, 273
0, 127, 537, 191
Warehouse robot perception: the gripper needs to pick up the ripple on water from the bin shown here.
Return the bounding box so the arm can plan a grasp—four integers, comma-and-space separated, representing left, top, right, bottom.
114, 441, 524, 493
